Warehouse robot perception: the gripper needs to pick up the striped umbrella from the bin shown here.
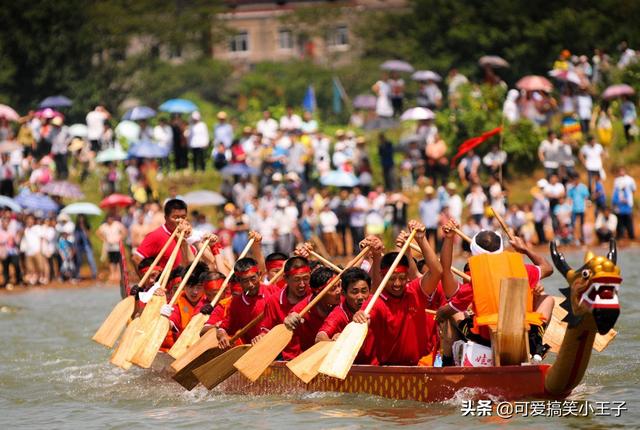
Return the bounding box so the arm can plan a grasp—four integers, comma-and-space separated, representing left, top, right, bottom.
41, 181, 85, 199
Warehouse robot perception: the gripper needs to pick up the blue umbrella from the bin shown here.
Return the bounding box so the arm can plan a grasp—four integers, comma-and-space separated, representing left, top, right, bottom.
128, 141, 170, 159
39, 95, 72, 109
220, 163, 259, 177
0, 195, 22, 212
123, 106, 156, 121
16, 190, 59, 213
320, 171, 359, 187
159, 98, 198, 114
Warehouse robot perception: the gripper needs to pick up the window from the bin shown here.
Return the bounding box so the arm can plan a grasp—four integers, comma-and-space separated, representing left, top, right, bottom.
278, 29, 293, 50
327, 25, 349, 47
229, 31, 249, 52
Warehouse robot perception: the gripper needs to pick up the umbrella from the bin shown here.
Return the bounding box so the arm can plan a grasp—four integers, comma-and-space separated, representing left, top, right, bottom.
602, 84, 635, 100
0, 141, 21, 153
220, 163, 259, 177
16, 190, 59, 213
95, 147, 129, 163
400, 107, 435, 121
0, 104, 19, 121
100, 193, 134, 209
40, 181, 85, 199
0, 196, 22, 212
115, 120, 141, 142
380, 60, 414, 73
352, 94, 377, 110
548, 69, 582, 86
39, 95, 72, 109
35, 108, 63, 119
123, 106, 156, 121
182, 190, 226, 207
159, 98, 198, 114
412, 70, 442, 82
320, 171, 359, 187
128, 141, 170, 159
61, 202, 103, 216
478, 55, 510, 68
516, 75, 553, 92
68, 123, 88, 138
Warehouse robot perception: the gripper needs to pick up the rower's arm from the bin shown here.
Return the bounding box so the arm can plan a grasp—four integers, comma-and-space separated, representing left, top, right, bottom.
249, 231, 266, 274
509, 236, 553, 279
315, 331, 330, 343
412, 222, 442, 296
439, 233, 458, 299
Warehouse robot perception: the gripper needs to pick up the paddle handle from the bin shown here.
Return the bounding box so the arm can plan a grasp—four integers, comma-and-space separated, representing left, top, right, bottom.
310, 251, 341, 272
159, 230, 185, 290
491, 207, 515, 242
299, 246, 370, 318
265, 266, 285, 286
138, 227, 179, 286
229, 312, 264, 343
208, 238, 256, 307
168, 238, 211, 306
364, 230, 417, 315
408, 243, 470, 282
453, 227, 472, 244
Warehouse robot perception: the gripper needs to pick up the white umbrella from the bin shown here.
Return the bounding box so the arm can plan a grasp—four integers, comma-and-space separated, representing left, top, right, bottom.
412, 70, 442, 82
182, 190, 226, 207
61, 202, 103, 216
69, 123, 88, 138
115, 120, 141, 142
400, 107, 435, 121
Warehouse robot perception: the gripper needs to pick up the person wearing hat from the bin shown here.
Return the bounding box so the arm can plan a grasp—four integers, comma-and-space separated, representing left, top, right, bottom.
187, 111, 209, 171
419, 185, 441, 249
444, 182, 463, 223
213, 111, 233, 150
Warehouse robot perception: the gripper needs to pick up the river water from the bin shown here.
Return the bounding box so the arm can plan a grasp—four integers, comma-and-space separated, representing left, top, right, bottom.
1, 248, 638, 429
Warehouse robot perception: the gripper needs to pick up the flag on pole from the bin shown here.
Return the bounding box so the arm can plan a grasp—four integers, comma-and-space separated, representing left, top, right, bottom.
302, 85, 317, 112
450, 127, 503, 167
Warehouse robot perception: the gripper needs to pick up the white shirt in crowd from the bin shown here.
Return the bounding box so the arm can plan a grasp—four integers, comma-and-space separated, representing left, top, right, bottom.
544, 182, 565, 199
465, 191, 488, 216
153, 124, 173, 150
256, 118, 279, 139
580, 143, 604, 172
188, 120, 210, 148
21, 225, 43, 257
318, 209, 339, 233
279, 114, 302, 132
86, 109, 108, 141
539, 138, 562, 169
446, 193, 463, 223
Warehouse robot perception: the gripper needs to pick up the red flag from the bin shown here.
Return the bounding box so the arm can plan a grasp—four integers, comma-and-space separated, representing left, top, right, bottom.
450, 127, 502, 167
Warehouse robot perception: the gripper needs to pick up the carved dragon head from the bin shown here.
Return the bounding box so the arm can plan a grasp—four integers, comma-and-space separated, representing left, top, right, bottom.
550, 239, 621, 335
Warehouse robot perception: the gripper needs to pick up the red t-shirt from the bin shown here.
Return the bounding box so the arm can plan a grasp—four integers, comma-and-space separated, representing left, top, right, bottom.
134, 224, 195, 269
365, 276, 439, 366
259, 287, 302, 332
281, 296, 329, 360
318, 300, 354, 339
217, 285, 274, 344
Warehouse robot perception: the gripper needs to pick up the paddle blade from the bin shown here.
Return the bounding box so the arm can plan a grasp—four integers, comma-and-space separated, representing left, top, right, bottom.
194, 345, 251, 389
92, 296, 135, 348
123, 295, 165, 362
131, 317, 169, 369
168, 313, 208, 359
318, 322, 368, 380
233, 324, 293, 382
172, 344, 226, 391
286, 341, 333, 384
110, 318, 139, 369
170, 328, 219, 372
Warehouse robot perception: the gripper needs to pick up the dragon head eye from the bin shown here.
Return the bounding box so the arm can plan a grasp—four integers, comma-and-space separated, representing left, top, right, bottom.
581, 269, 591, 279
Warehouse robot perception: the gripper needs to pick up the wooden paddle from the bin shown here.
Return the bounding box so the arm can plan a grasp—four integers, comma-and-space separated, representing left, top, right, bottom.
130, 237, 212, 368
93, 227, 179, 347
193, 345, 252, 390
318, 230, 417, 380
234, 247, 370, 382
490, 207, 516, 241
167, 238, 256, 359
186, 311, 265, 390
121, 230, 185, 365
310, 251, 341, 272
408, 243, 471, 282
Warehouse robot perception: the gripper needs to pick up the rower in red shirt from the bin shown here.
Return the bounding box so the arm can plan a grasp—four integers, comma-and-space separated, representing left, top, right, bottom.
282, 267, 342, 359
264, 252, 287, 289
437, 225, 555, 360
254, 256, 311, 342
159, 273, 208, 349
353, 221, 443, 366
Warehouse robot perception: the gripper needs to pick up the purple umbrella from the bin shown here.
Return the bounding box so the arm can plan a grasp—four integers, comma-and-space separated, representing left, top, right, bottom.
41, 181, 85, 199
412, 70, 442, 82
478, 55, 510, 68
602, 84, 635, 100
123, 106, 156, 121
352, 94, 377, 110
39, 95, 72, 109
380, 60, 414, 73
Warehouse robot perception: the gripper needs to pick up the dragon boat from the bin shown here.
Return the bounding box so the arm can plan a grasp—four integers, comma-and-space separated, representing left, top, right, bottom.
194, 241, 621, 403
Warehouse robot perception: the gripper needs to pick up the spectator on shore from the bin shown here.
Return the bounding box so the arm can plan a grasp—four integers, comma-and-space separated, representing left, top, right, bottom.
595, 206, 617, 243
621, 95, 637, 144
187, 111, 209, 172
538, 131, 561, 178
96, 214, 126, 283
483, 144, 507, 177
566, 172, 590, 244
373, 73, 394, 119
457, 150, 481, 186
419, 186, 441, 249
86, 105, 110, 153
213, 111, 233, 150
612, 167, 636, 239
579, 135, 606, 193
279, 107, 302, 133
257, 110, 279, 140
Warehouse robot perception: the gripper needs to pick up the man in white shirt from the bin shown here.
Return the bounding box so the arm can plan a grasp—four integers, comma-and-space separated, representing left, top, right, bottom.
213, 111, 233, 149
153, 118, 173, 174
256, 110, 279, 139
575, 89, 593, 134
579, 135, 606, 192
86, 105, 110, 152
595, 206, 617, 243
279, 107, 302, 133
538, 130, 562, 178
188, 111, 209, 171
444, 182, 463, 223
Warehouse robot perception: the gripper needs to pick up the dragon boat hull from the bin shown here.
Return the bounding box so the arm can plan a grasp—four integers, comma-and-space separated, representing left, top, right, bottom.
216, 362, 552, 403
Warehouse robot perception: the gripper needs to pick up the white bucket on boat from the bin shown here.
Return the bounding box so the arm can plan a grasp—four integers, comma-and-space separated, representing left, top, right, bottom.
461, 342, 493, 367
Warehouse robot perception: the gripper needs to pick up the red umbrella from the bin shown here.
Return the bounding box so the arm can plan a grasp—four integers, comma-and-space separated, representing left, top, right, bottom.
602, 84, 635, 100
99, 193, 134, 208
516, 75, 553, 92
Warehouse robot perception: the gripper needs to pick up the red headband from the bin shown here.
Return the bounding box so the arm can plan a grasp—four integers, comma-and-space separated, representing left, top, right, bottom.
266, 260, 285, 270
209, 242, 222, 255
204, 279, 224, 292
236, 266, 259, 277
286, 266, 311, 277
140, 265, 163, 275
380, 266, 409, 276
